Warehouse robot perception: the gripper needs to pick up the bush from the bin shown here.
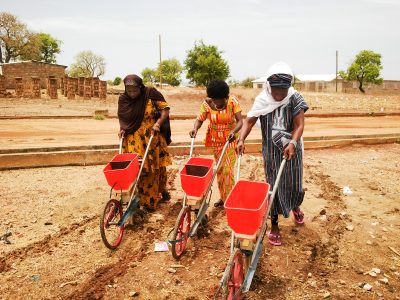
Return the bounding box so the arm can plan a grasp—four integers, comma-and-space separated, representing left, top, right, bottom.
113, 77, 122, 86
240, 77, 256, 88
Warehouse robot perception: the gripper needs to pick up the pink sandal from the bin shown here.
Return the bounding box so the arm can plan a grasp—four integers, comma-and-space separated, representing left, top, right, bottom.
268, 231, 282, 246
293, 208, 305, 225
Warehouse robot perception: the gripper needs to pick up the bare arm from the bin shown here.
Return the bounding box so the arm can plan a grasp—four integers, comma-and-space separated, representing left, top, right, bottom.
189, 119, 203, 138
231, 111, 243, 135
291, 110, 305, 141
236, 116, 258, 154
283, 109, 305, 160
238, 116, 258, 141
152, 108, 170, 135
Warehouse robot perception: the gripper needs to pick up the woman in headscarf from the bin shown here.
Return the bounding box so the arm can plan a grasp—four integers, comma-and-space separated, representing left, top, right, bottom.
190, 80, 243, 207
236, 62, 308, 246
118, 74, 172, 211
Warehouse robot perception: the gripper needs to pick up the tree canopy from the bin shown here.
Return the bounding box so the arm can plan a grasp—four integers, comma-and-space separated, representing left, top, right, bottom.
0, 12, 62, 63
37, 33, 61, 63
141, 67, 157, 85
156, 58, 183, 86
68, 50, 106, 77
340, 50, 383, 93
0, 12, 37, 62
141, 58, 183, 86
184, 41, 230, 86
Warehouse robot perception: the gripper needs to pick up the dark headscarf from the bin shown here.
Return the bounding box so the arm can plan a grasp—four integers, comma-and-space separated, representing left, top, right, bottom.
267, 73, 293, 89
118, 74, 165, 134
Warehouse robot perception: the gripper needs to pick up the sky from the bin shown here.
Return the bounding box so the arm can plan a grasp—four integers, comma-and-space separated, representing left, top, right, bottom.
1, 0, 400, 81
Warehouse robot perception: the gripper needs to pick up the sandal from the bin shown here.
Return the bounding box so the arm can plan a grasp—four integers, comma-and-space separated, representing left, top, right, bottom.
268, 231, 282, 246
292, 207, 305, 225
213, 199, 224, 208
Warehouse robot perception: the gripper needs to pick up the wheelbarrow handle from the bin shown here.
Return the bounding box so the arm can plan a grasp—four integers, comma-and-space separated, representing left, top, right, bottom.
119, 137, 124, 154
128, 134, 154, 203
236, 154, 242, 184
189, 137, 195, 158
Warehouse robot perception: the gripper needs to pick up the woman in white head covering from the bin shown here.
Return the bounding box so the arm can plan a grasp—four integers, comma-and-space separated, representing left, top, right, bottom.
237, 62, 308, 246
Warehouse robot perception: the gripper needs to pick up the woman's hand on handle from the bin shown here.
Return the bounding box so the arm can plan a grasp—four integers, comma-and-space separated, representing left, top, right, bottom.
227, 132, 235, 143
283, 143, 295, 160
189, 129, 197, 138
236, 139, 245, 155
151, 123, 160, 136
118, 129, 125, 139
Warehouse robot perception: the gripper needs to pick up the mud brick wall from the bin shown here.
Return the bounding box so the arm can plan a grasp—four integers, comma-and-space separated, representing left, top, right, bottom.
99, 80, 107, 100
84, 78, 92, 100
67, 78, 76, 99
15, 77, 23, 97
78, 77, 84, 97
1, 61, 66, 89
92, 77, 100, 97
46, 76, 55, 96
60, 77, 64, 95
31, 77, 41, 98
74, 78, 79, 94
23, 79, 32, 98
0, 75, 6, 97
63, 76, 68, 97
48, 78, 58, 99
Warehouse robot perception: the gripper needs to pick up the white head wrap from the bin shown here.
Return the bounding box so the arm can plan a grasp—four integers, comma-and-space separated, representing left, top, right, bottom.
247, 62, 296, 119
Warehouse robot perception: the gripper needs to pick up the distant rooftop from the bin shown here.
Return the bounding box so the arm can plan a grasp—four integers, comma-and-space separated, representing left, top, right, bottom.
252, 74, 341, 83
0, 60, 67, 68
296, 74, 341, 82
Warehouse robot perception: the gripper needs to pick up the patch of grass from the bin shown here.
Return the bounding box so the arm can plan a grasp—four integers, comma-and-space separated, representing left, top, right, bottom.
93, 113, 105, 120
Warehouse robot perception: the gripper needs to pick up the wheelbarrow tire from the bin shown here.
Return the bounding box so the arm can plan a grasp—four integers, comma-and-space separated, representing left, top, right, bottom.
100, 199, 125, 250
222, 248, 245, 300
171, 206, 191, 260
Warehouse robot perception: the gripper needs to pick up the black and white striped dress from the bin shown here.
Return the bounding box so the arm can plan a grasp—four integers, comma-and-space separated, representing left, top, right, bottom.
259, 92, 309, 218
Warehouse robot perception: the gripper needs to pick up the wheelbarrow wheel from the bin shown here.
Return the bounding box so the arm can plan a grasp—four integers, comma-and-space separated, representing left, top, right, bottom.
100, 199, 125, 250
171, 206, 191, 260
222, 248, 245, 300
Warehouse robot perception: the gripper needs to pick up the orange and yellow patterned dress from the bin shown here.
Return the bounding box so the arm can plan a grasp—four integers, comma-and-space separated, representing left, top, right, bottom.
197, 96, 242, 201
122, 100, 172, 210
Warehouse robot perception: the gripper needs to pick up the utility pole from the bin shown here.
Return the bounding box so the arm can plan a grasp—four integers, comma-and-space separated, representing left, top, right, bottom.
336, 50, 338, 92
159, 34, 162, 89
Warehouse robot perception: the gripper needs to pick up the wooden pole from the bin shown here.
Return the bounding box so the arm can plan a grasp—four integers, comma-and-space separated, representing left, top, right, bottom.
159, 34, 162, 89
336, 50, 338, 92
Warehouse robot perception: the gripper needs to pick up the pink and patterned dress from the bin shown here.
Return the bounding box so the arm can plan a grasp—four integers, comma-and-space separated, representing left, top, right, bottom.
197, 96, 242, 201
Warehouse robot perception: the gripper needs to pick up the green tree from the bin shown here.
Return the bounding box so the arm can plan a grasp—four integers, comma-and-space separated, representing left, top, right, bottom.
155, 58, 183, 86
68, 50, 106, 77
340, 50, 383, 93
113, 77, 122, 86
240, 77, 256, 88
0, 12, 39, 62
141, 67, 157, 84
37, 33, 61, 63
184, 41, 230, 86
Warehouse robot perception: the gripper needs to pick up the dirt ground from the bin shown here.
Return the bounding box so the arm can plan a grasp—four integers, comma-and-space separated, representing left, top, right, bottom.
1, 87, 400, 118
1, 144, 399, 300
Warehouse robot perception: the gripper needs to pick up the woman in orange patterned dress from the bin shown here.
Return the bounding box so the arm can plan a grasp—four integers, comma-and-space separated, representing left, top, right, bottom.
189, 80, 243, 207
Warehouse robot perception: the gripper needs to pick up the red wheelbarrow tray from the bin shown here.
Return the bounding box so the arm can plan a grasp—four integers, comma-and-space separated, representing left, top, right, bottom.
103, 153, 139, 190
224, 180, 270, 238
180, 157, 215, 198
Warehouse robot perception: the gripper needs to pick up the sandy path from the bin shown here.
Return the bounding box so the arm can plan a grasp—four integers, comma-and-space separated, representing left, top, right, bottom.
1, 116, 400, 151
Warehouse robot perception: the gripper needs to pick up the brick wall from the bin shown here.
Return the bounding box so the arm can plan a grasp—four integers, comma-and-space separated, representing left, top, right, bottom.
0, 61, 66, 89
